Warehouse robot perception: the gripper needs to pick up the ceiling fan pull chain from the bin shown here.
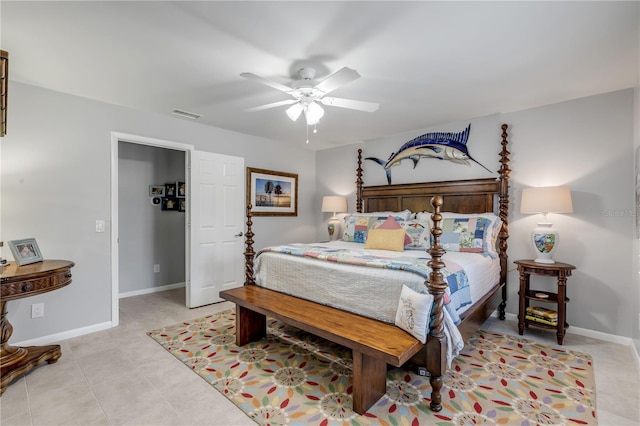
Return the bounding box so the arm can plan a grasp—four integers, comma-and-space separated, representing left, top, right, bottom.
306, 123, 310, 144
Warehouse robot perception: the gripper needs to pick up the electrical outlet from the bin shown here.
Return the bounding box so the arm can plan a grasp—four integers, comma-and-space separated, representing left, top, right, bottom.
153, 264, 160, 273
31, 303, 44, 318
95, 220, 105, 233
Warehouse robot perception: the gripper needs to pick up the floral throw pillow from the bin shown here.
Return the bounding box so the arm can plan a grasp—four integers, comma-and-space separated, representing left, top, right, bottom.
438, 217, 492, 253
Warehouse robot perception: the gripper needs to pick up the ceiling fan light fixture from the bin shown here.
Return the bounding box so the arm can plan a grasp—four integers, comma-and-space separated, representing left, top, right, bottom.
285, 103, 304, 121
304, 102, 324, 125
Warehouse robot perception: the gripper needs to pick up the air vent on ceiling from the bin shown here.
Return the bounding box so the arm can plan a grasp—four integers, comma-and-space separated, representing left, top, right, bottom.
171, 109, 201, 120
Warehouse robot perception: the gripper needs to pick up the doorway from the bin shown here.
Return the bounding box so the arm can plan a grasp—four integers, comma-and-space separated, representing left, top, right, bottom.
110, 132, 194, 327
110, 132, 245, 327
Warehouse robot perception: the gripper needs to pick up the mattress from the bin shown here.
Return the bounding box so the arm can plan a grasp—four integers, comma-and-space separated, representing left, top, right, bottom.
254, 240, 500, 325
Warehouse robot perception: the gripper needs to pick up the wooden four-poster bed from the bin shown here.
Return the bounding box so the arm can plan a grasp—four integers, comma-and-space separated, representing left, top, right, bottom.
220, 124, 511, 415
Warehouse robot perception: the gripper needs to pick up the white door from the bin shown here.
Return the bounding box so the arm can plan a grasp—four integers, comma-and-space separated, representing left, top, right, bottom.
187, 150, 244, 308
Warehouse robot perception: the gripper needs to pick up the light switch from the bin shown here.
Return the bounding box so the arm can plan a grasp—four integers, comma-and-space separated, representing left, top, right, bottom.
95, 220, 105, 233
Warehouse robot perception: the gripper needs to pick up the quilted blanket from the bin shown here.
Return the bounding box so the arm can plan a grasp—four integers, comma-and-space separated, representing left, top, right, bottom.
256, 244, 471, 325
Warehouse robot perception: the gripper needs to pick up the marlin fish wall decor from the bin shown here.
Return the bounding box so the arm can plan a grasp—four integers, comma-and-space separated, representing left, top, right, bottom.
366, 124, 492, 184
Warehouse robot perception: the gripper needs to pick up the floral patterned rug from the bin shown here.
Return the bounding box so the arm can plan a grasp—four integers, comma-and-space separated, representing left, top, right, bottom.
147, 309, 597, 425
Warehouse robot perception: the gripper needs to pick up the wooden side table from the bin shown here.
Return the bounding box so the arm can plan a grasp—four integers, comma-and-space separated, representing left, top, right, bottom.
0, 259, 74, 394
515, 259, 575, 345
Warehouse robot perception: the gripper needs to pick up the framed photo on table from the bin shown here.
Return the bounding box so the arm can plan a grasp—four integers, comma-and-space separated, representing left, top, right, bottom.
246, 167, 298, 216
8, 238, 43, 266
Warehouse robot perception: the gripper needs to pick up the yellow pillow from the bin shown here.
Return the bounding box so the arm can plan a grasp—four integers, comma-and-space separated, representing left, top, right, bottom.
364, 228, 406, 252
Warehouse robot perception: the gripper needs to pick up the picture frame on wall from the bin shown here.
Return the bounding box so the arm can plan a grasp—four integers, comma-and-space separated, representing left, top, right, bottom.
161, 197, 179, 211
8, 238, 43, 266
149, 185, 165, 197
246, 167, 298, 216
177, 181, 186, 198
165, 183, 177, 197
178, 198, 186, 212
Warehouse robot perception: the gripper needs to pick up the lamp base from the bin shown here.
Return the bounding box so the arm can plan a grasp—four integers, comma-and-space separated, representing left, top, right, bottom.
531, 223, 559, 264
327, 218, 341, 241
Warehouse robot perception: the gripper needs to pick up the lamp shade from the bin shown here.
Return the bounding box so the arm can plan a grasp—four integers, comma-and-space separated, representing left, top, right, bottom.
521, 186, 573, 264
521, 186, 573, 214
321, 196, 347, 214
304, 102, 324, 125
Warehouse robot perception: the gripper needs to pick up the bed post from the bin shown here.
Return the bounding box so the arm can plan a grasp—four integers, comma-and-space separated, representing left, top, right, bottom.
497, 124, 511, 320
356, 148, 363, 213
244, 203, 255, 285
425, 195, 447, 412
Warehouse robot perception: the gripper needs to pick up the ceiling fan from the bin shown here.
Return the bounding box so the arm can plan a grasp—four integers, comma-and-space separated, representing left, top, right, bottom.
240, 67, 379, 126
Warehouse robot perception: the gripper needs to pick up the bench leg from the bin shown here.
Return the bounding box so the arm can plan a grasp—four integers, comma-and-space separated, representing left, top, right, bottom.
235, 305, 266, 346
351, 350, 386, 415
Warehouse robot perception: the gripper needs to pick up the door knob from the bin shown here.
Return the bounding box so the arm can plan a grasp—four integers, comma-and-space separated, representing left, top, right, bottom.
235, 232, 243, 237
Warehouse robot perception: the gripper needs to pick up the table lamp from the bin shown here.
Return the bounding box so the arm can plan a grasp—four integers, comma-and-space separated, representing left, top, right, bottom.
321, 196, 347, 240
520, 186, 573, 263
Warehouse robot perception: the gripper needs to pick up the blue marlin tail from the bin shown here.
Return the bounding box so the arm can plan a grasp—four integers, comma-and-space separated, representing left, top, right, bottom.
365, 124, 492, 184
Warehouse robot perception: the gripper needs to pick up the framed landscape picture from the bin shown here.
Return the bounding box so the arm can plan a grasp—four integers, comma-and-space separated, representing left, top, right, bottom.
246, 167, 298, 216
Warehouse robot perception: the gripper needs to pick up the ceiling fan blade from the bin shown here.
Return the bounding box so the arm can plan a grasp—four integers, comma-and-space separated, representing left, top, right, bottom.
313, 67, 361, 95
319, 97, 379, 112
240, 72, 292, 93
245, 99, 297, 112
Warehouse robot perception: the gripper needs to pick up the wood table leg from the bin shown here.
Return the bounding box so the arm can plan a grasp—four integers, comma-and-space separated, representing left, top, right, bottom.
235, 305, 266, 346
1, 300, 61, 395
1, 345, 61, 395
518, 270, 529, 335
557, 273, 568, 345
351, 350, 386, 415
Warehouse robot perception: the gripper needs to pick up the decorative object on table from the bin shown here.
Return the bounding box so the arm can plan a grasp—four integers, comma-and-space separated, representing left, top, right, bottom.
147, 309, 597, 425
365, 124, 491, 185
520, 186, 573, 263
321, 195, 347, 240
246, 167, 298, 216
149, 185, 165, 197
176, 181, 186, 198
7, 238, 43, 266
161, 197, 179, 211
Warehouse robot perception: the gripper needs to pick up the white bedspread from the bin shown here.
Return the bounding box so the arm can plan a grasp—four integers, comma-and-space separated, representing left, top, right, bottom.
254, 240, 500, 324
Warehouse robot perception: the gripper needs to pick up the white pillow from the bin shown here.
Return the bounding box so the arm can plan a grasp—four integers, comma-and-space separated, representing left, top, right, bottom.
351, 209, 413, 221
395, 285, 433, 343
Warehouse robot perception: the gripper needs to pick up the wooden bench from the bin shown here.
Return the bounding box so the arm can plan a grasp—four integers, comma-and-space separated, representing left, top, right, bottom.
219, 285, 423, 415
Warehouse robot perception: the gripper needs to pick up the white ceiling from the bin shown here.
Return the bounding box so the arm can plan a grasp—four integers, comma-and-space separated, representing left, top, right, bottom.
2, 1, 638, 150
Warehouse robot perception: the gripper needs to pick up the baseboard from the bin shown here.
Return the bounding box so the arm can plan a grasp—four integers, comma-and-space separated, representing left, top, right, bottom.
498, 311, 640, 379
119, 282, 185, 299
13, 321, 112, 347
14, 284, 185, 346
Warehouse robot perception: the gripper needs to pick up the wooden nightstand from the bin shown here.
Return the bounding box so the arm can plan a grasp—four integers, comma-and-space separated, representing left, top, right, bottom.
515, 259, 576, 345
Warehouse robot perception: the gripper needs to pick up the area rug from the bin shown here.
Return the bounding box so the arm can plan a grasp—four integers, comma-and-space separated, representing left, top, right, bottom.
147, 310, 597, 425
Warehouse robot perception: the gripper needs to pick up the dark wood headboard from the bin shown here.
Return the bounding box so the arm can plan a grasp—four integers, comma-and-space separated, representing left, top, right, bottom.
361, 178, 499, 214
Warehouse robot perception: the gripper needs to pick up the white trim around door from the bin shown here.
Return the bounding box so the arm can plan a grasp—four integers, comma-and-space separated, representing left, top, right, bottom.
110, 132, 194, 327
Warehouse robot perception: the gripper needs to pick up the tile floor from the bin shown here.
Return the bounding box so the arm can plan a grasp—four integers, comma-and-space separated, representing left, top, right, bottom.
1, 288, 638, 425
